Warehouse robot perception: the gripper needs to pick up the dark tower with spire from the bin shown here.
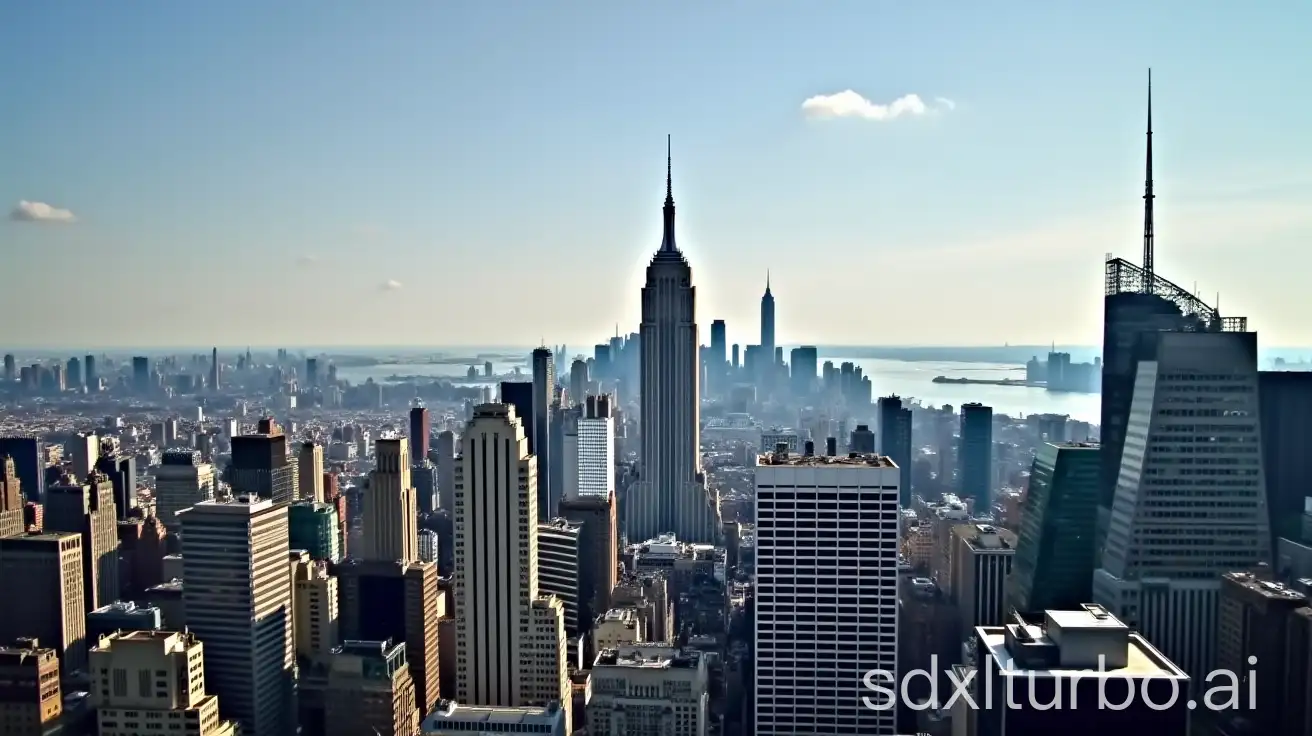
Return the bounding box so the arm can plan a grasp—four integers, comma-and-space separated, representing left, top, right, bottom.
1143, 69, 1155, 293
760, 271, 776, 380
659, 135, 678, 253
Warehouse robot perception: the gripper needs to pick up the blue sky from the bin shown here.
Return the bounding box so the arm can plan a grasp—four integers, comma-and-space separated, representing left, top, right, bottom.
4, 1, 1311, 349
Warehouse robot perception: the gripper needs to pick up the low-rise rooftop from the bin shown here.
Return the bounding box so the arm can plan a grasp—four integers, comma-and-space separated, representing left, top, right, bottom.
757, 451, 896, 468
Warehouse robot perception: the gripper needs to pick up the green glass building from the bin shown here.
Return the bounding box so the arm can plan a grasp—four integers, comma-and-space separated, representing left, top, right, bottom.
1008, 442, 1100, 614
289, 500, 342, 562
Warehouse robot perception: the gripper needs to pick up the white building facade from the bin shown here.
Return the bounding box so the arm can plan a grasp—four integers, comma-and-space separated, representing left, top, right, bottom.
753, 452, 901, 735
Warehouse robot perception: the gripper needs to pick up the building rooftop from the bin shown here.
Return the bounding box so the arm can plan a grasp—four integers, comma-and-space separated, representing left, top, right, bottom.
957, 524, 1016, 551
425, 700, 562, 725
1224, 571, 1307, 601
980, 604, 1187, 680
757, 451, 897, 468
594, 644, 701, 669
91, 601, 159, 616
181, 496, 275, 514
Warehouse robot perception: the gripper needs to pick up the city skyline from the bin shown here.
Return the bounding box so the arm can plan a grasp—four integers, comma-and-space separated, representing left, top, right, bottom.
5, 2, 1311, 348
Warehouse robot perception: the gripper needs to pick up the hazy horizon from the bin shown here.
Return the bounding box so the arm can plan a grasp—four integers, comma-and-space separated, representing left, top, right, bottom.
5, 2, 1310, 347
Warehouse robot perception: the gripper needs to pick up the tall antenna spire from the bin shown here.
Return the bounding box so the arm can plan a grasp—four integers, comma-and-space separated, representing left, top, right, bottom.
1143, 68, 1155, 294
659, 135, 678, 252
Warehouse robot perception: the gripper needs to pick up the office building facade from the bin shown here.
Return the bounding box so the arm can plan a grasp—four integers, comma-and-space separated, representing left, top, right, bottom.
363, 437, 419, 564
1009, 442, 1100, 614
958, 403, 993, 508
753, 451, 900, 734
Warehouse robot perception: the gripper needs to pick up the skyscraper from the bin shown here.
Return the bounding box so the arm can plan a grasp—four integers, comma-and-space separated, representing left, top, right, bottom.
179, 497, 294, 736
210, 347, 219, 391
760, 272, 775, 368
709, 319, 727, 395
1008, 442, 1100, 614
453, 404, 570, 731
155, 449, 216, 533
436, 430, 456, 512
409, 405, 431, 460
531, 347, 556, 520
132, 356, 150, 393
569, 359, 588, 406
877, 395, 913, 506
85, 354, 97, 391
44, 470, 119, 612
228, 419, 295, 505
1093, 329, 1272, 678
789, 345, 817, 397
754, 450, 899, 735
363, 437, 419, 564
297, 441, 325, 503
631, 139, 714, 544
0, 437, 43, 504
958, 403, 993, 509
305, 357, 319, 387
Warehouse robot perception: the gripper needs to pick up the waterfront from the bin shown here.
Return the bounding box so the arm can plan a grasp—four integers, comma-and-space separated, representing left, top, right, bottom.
334, 356, 1100, 424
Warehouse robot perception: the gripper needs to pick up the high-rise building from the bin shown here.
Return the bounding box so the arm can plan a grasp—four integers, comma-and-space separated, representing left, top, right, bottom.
336, 559, 441, 719
298, 441, 325, 503
436, 431, 456, 512
760, 273, 775, 373
90, 630, 237, 736
70, 431, 98, 481
66, 356, 82, 390
0, 437, 43, 504
1093, 330, 1272, 678
0, 456, 23, 538
1008, 442, 1100, 614
568, 395, 614, 501
569, 359, 589, 407
631, 141, 713, 544
413, 461, 437, 515
1215, 572, 1305, 734
538, 519, 582, 635
288, 501, 342, 562
453, 404, 570, 732
531, 348, 556, 521
209, 347, 218, 391
558, 492, 618, 632
322, 639, 419, 736
305, 357, 319, 387
155, 449, 216, 536
95, 453, 137, 520
968, 605, 1189, 734
0, 638, 63, 732
363, 437, 419, 564
789, 345, 817, 397
848, 424, 875, 454
1257, 371, 1312, 545
877, 396, 913, 506
409, 406, 431, 461
228, 420, 295, 505
585, 644, 709, 736
132, 356, 150, 393
44, 470, 119, 611
3, 354, 15, 382
179, 497, 294, 736
0, 533, 86, 671
421, 702, 567, 735
950, 523, 1016, 640
753, 450, 899, 735
291, 553, 339, 667
709, 319, 727, 395
958, 402, 993, 509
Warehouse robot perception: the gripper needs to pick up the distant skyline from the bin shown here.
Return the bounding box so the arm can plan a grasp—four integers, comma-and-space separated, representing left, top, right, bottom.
5, 2, 1311, 348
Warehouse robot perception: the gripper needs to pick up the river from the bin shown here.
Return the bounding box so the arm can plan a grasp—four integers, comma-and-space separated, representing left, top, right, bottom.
334, 356, 1100, 424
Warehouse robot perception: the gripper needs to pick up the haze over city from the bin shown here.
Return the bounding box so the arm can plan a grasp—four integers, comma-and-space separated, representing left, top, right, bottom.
4, 1, 1311, 348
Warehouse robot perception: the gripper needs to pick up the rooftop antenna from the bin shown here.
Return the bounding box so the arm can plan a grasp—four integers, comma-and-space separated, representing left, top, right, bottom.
1143, 68, 1155, 295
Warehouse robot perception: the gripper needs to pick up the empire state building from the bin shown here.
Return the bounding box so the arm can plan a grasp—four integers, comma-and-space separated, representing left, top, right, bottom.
629, 138, 715, 543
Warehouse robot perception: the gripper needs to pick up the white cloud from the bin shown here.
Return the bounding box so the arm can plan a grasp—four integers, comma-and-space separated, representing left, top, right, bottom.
9, 200, 76, 223
296, 254, 318, 267
381, 279, 403, 291
801, 90, 954, 121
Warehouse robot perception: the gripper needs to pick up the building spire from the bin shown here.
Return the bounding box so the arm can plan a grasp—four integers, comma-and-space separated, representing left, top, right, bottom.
1143, 68, 1155, 293
765, 270, 772, 297
659, 135, 678, 253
